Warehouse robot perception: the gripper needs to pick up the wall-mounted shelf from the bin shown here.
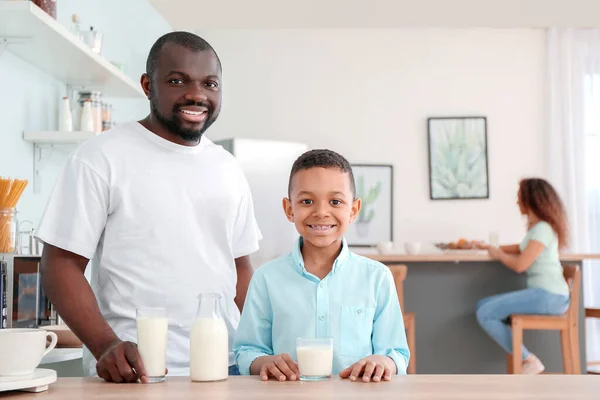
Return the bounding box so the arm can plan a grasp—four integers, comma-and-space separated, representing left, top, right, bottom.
0, 0, 144, 98
23, 131, 97, 193
23, 130, 97, 144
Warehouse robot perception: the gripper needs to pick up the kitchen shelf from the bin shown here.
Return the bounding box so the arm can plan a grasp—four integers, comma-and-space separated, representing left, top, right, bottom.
23, 131, 97, 193
23, 130, 97, 144
0, 0, 144, 98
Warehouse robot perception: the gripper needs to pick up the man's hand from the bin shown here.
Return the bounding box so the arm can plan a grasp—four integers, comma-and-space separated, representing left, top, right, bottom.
95, 340, 149, 383
250, 353, 299, 381
339, 355, 396, 383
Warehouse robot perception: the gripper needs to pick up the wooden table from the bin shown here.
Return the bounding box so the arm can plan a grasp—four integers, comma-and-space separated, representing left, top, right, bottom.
2, 376, 600, 399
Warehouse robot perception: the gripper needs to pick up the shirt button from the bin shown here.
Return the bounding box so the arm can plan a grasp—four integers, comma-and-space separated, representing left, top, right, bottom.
357, 309, 362, 314
319, 316, 325, 321
319, 282, 324, 288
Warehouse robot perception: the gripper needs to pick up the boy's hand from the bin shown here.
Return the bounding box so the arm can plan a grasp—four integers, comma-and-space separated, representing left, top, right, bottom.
250, 353, 299, 381
339, 355, 396, 383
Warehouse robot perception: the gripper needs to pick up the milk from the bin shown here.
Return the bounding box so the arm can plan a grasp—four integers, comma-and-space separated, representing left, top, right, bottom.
297, 346, 334, 377
136, 316, 168, 378
190, 317, 228, 381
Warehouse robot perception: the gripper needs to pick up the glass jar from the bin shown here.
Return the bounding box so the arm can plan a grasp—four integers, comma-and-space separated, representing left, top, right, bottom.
76, 92, 103, 133
101, 103, 112, 131
32, 0, 57, 19
0, 208, 18, 254
190, 294, 228, 382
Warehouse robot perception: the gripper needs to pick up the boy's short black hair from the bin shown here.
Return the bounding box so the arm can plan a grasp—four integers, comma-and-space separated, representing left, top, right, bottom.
288, 149, 356, 198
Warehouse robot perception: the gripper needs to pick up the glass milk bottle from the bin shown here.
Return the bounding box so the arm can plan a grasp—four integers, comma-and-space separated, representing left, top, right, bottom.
190, 294, 228, 381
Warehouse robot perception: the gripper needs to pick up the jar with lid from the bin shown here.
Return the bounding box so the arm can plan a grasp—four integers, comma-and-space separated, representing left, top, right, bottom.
101, 104, 112, 131
32, 0, 56, 19
76, 92, 103, 133
79, 100, 94, 132
91, 93, 102, 133
0, 208, 18, 254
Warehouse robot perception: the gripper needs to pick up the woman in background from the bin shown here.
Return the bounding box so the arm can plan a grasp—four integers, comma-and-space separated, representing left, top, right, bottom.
475, 178, 571, 374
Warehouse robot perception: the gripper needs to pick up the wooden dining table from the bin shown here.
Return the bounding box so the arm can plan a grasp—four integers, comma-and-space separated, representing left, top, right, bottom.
1, 375, 599, 399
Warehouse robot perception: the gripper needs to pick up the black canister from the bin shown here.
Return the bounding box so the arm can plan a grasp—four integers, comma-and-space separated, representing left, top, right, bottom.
0, 259, 7, 329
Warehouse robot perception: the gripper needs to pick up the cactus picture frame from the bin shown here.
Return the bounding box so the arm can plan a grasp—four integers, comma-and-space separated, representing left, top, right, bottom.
427, 116, 489, 200
346, 164, 393, 247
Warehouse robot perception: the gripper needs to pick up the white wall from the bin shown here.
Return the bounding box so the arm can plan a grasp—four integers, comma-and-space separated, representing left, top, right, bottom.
199, 28, 546, 246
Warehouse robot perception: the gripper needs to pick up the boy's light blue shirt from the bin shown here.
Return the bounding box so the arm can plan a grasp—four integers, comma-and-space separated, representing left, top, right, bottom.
234, 237, 410, 375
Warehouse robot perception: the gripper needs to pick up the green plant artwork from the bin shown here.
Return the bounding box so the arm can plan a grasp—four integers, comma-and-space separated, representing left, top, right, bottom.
356, 175, 381, 229
346, 165, 393, 246
428, 117, 489, 200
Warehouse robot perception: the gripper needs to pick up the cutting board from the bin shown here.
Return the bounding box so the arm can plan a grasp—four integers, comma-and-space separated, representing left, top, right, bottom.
0, 369, 57, 393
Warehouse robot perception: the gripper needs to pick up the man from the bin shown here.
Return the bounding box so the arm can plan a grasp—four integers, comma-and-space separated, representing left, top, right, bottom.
37, 31, 261, 383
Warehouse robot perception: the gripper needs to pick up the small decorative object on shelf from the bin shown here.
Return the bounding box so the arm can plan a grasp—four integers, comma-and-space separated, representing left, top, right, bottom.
69, 14, 83, 42
58, 96, 73, 132
31, 0, 56, 19
102, 103, 112, 131
83, 26, 103, 54
76, 92, 103, 133
79, 100, 94, 133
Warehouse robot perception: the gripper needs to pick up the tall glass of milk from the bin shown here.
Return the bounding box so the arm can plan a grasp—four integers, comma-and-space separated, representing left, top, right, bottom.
136, 307, 168, 383
296, 337, 333, 381
190, 293, 229, 382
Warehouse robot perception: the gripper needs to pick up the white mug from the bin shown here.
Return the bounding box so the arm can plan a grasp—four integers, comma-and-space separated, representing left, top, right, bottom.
404, 242, 421, 255
376, 241, 394, 255
0, 328, 58, 376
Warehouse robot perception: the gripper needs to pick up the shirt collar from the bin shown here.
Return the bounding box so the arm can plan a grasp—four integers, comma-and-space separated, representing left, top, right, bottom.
291, 236, 351, 276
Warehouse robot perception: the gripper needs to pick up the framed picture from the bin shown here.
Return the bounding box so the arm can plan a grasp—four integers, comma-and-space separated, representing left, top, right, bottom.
346, 164, 393, 247
427, 117, 489, 200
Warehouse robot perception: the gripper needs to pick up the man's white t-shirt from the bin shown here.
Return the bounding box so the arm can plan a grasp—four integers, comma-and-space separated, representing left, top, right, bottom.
36, 122, 262, 376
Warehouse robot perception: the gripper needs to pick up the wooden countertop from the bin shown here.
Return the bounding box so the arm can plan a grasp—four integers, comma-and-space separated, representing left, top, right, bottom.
2, 375, 599, 399
361, 252, 600, 263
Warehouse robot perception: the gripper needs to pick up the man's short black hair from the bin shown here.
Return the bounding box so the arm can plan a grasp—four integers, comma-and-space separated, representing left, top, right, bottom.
146, 31, 222, 79
288, 149, 356, 198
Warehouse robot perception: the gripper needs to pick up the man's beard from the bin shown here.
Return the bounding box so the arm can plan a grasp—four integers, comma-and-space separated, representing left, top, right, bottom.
150, 97, 217, 143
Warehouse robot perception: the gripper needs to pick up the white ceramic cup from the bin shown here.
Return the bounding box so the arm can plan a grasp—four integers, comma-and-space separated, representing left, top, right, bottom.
0, 328, 58, 376
404, 242, 421, 255
376, 241, 394, 255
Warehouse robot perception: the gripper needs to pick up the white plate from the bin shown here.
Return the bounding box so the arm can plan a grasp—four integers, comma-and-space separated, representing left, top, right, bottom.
0, 369, 57, 393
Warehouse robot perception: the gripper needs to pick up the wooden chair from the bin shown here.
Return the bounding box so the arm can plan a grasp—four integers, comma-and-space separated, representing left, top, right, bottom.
585, 308, 600, 374
390, 265, 416, 374
507, 264, 581, 374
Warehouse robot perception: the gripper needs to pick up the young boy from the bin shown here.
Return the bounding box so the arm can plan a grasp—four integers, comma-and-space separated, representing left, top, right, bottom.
234, 149, 409, 382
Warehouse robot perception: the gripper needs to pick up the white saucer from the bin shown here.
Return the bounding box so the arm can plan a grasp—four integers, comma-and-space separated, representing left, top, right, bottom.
0, 369, 57, 393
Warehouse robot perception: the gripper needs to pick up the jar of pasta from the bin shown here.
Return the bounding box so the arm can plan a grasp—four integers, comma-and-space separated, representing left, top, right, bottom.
0, 208, 18, 254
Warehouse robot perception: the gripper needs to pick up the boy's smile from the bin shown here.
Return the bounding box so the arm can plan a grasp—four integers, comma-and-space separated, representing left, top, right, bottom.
307, 224, 336, 234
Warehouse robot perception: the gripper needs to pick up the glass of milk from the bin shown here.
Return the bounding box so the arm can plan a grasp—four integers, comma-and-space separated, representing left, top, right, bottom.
296, 337, 333, 381
489, 231, 500, 247
136, 307, 168, 383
